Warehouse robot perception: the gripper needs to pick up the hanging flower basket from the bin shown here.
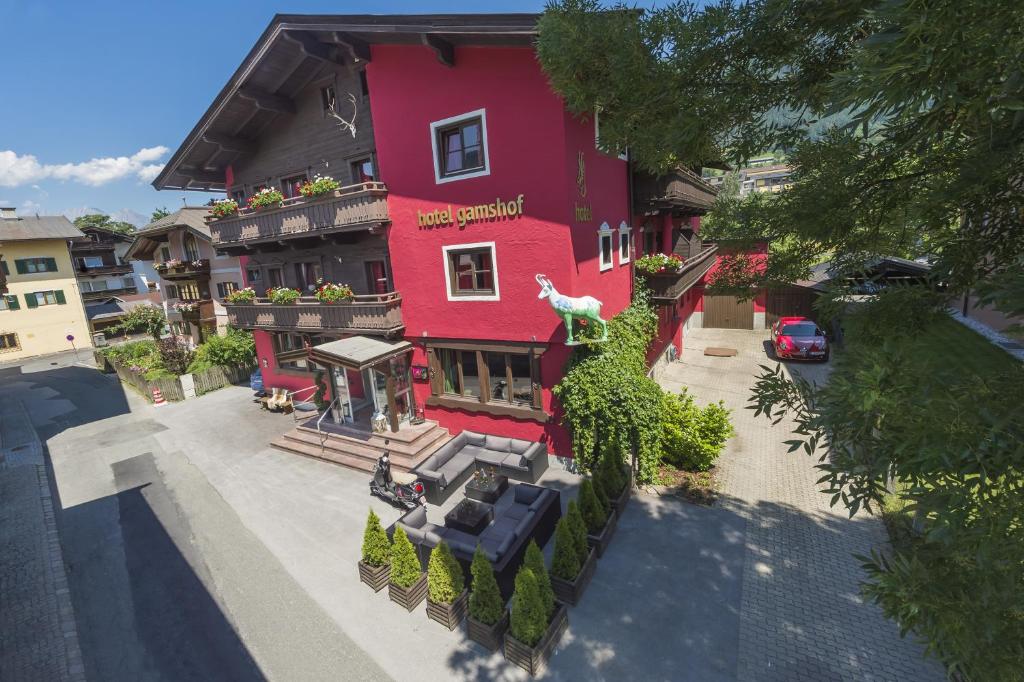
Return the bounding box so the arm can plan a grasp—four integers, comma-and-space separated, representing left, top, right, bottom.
313, 280, 354, 303
299, 175, 340, 198
224, 287, 256, 304
635, 253, 684, 275
266, 287, 301, 305
211, 199, 238, 219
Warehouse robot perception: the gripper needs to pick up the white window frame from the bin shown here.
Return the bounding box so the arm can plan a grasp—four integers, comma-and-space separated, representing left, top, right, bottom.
430, 108, 491, 185
618, 221, 631, 265
594, 109, 628, 161
598, 223, 615, 272
442, 241, 500, 302
81, 256, 103, 268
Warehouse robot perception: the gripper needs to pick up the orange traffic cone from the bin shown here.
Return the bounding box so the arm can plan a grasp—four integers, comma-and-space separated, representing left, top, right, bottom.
152, 388, 167, 407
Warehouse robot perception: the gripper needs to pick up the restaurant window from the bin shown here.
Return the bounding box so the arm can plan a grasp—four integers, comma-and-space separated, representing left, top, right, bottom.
0, 332, 19, 352
351, 157, 375, 184
216, 282, 239, 298
274, 332, 329, 371
281, 173, 307, 200
618, 223, 631, 265
231, 188, 246, 206
365, 260, 389, 295
266, 267, 284, 289
598, 224, 614, 272
643, 226, 658, 255
178, 283, 201, 301
321, 85, 337, 116
444, 243, 497, 300
183, 233, 201, 262
427, 342, 542, 414
15, 257, 58, 274
431, 110, 489, 183
293, 262, 322, 293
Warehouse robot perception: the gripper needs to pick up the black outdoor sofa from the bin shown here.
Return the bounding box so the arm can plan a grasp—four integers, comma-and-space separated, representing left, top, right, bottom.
412, 431, 549, 505
391, 483, 561, 598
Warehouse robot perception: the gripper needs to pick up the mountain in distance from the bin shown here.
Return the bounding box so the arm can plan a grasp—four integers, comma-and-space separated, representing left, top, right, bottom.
63, 206, 149, 229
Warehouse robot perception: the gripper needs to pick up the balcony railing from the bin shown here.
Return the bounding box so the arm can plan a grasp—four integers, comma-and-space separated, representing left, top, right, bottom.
77, 263, 134, 276
225, 292, 404, 337
155, 259, 211, 281
640, 244, 719, 304
633, 167, 718, 214
209, 182, 390, 247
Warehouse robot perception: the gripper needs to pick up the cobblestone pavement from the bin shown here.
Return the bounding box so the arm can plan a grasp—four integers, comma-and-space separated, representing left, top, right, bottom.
659, 328, 944, 682
0, 399, 84, 682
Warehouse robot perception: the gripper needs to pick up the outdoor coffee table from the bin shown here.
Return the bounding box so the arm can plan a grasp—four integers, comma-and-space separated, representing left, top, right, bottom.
444, 499, 494, 535
465, 471, 509, 505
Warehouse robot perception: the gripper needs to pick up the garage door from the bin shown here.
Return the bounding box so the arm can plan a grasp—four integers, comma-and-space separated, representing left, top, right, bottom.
766, 286, 817, 326
703, 295, 754, 329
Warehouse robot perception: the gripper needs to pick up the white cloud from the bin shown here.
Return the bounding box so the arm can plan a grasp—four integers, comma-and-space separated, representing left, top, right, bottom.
20, 199, 44, 215
0, 146, 170, 188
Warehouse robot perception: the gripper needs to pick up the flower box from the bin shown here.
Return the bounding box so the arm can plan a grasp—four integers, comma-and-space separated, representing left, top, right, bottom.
468, 610, 509, 652
551, 548, 597, 606
586, 508, 618, 558
358, 560, 391, 592
426, 589, 468, 630
504, 602, 569, 677
389, 572, 427, 612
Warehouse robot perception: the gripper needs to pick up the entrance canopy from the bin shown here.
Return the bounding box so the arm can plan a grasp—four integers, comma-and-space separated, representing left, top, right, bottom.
310, 336, 412, 371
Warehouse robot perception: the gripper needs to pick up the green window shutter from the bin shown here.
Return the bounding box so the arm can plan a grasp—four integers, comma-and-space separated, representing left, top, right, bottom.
25, 293, 38, 308
6, 295, 20, 310
45, 257, 58, 272
15, 259, 28, 274
55, 290, 66, 305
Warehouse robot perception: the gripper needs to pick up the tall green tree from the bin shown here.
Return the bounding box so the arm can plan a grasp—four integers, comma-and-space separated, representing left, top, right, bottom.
73, 213, 136, 236
150, 207, 171, 222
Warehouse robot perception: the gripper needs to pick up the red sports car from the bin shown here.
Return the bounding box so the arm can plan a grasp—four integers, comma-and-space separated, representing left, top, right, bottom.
771, 317, 830, 361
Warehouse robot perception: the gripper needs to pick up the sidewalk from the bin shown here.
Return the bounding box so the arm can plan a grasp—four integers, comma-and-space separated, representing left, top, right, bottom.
0, 399, 85, 682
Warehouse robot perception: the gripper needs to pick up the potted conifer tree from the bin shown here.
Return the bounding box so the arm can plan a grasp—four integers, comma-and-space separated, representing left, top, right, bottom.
580, 479, 617, 557
566, 500, 589, 566
388, 527, 427, 611
504, 564, 569, 677
358, 508, 391, 591
467, 545, 508, 651
426, 541, 468, 630
599, 450, 631, 512
549, 517, 597, 606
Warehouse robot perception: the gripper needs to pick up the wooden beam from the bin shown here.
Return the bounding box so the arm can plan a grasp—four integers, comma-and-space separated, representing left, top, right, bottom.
238, 86, 296, 114
421, 34, 454, 67
282, 30, 345, 66
201, 133, 255, 154
333, 32, 372, 62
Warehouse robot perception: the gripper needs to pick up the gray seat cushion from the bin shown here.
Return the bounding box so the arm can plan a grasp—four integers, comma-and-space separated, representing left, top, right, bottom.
489, 516, 519, 539
503, 503, 530, 521
509, 438, 533, 454
463, 431, 486, 447
438, 452, 475, 481
443, 528, 479, 555
529, 490, 551, 512
459, 445, 489, 461
401, 506, 427, 529
496, 533, 516, 558
514, 510, 537, 538
484, 435, 513, 452
475, 449, 506, 466
502, 453, 527, 470
514, 485, 542, 505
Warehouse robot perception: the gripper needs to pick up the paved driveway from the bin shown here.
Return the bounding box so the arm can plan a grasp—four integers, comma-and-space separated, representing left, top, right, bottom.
656, 328, 943, 682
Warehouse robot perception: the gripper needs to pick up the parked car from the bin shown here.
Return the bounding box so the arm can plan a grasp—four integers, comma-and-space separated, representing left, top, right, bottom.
771, 316, 830, 361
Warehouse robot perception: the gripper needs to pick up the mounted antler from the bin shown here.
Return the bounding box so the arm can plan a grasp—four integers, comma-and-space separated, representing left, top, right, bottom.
327, 92, 358, 138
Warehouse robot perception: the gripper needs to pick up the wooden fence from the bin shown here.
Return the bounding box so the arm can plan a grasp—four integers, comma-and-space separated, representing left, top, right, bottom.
99, 351, 253, 402
191, 364, 252, 396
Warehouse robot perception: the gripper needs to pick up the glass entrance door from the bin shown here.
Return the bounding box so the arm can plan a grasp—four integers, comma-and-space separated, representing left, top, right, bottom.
329, 366, 353, 424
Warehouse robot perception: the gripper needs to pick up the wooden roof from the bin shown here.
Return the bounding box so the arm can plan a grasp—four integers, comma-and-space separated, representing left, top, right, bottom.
154, 14, 540, 193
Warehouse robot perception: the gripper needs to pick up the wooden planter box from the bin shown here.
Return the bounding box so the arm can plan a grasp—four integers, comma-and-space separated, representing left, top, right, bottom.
468, 610, 509, 652
504, 603, 569, 677
426, 589, 469, 630
551, 548, 598, 606
358, 560, 390, 592
388, 573, 427, 612
587, 508, 618, 558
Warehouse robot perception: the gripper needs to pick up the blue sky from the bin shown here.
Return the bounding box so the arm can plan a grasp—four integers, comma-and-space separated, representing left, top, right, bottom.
0, 0, 564, 226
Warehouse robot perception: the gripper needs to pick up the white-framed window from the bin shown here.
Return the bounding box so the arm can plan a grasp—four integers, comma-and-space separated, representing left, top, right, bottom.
442, 241, 500, 301
80, 256, 103, 268
430, 109, 490, 184
594, 109, 628, 161
618, 222, 631, 265
598, 223, 615, 272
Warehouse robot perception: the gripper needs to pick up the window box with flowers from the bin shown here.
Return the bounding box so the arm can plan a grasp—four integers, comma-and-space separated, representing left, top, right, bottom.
224, 287, 256, 304
635, 253, 684, 275
173, 302, 199, 313
211, 199, 239, 219
248, 188, 284, 211
299, 175, 341, 199
266, 287, 301, 305
314, 281, 354, 304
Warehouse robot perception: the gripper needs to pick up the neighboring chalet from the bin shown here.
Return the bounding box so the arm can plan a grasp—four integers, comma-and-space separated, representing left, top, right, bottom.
126, 207, 243, 344
71, 226, 139, 301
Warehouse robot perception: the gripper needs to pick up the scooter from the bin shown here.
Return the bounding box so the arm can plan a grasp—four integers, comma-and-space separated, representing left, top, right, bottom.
370, 444, 427, 510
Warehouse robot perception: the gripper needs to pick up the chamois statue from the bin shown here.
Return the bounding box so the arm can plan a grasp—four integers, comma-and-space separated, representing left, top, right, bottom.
536, 274, 608, 345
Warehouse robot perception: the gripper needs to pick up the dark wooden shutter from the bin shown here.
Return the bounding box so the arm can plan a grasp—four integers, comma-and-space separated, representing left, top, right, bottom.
44, 257, 58, 272
426, 346, 443, 395
15, 259, 28, 274
25, 293, 38, 308
55, 290, 67, 305
6, 295, 20, 310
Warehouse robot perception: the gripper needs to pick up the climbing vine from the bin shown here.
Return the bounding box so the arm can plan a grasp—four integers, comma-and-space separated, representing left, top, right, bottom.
553, 284, 663, 482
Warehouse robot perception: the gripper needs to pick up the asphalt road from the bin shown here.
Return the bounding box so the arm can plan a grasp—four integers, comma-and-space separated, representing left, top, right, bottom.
0, 351, 390, 682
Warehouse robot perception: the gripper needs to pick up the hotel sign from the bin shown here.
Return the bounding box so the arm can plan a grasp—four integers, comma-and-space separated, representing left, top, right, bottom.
418, 194, 525, 229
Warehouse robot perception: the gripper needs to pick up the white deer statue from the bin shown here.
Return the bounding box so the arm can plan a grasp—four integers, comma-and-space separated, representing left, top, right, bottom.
536, 274, 608, 345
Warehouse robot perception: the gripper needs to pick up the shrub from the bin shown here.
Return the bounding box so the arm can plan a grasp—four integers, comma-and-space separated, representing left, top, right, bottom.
156, 337, 194, 376
469, 545, 504, 625
566, 500, 589, 565
389, 527, 422, 588
579, 479, 607, 534
509, 567, 547, 647
427, 541, 464, 604
523, 540, 554, 618
592, 473, 611, 514
550, 518, 581, 581
361, 508, 390, 567
110, 304, 166, 341
599, 449, 627, 495
266, 287, 301, 305
187, 327, 256, 373
660, 389, 734, 471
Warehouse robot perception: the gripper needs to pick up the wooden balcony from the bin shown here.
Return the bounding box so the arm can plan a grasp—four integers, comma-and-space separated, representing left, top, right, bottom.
176, 299, 217, 323
633, 167, 718, 214
77, 263, 134, 276
209, 182, 390, 248
640, 245, 720, 304
225, 292, 404, 337
156, 259, 211, 281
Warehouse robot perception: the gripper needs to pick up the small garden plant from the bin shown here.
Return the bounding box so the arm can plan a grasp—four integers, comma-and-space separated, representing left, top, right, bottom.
523, 540, 554, 618
660, 389, 734, 471
389, 527, 422, 588
509, 567, 546, 647
266, 287, 301, 305
248, 187, 284, 210
468, 545, 504, 625
634, 253, 684, 274
566, 500, 589, 564
361, 509, 390, 567
592, 473, 611, 514
579, 479, 607, 534
427, 541, 464, 604
299, 174, 341, 198
224, 286, 256, 304
211, 198, 238, 218
551, 518, 581, 581
599, 449, 627, 495
314, 281, 354, 303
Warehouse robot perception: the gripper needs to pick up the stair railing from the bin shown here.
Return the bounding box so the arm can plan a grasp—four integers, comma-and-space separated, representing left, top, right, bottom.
316, 399, 338, 452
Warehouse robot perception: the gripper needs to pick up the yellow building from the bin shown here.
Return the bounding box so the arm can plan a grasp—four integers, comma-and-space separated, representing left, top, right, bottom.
0, 208, 92, 361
